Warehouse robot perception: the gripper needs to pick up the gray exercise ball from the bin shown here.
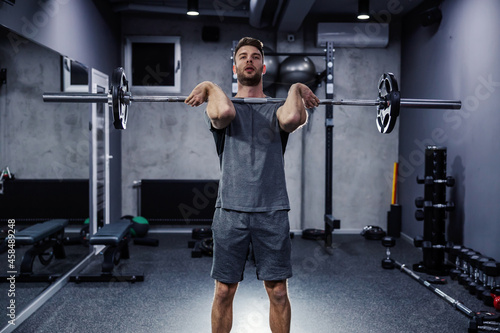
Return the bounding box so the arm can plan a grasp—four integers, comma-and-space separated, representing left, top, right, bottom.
263, 46, 278, 89
279, 56, 316, 88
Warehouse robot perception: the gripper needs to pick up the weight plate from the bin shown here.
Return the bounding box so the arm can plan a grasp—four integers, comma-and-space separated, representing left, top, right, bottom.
200, 238, 214, 256
192, 228, 212, 240
111, 67, 129, 129
376, 72, 400, 134
302, 229, 325, 240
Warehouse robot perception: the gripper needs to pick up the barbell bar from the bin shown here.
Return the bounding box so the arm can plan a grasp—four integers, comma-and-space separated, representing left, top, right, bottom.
42, 67, 461, 133
42, 94, 461, 108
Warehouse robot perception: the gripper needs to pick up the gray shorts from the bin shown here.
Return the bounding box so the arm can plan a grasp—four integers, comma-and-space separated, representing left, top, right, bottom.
211, 208, 292, 284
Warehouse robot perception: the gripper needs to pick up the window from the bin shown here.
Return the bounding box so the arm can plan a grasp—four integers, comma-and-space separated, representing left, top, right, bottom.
61, 56, 89, 92
124, 36, 181, 93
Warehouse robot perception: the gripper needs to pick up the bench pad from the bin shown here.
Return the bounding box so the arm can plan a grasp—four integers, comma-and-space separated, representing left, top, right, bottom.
16, 219, 69, 245
89, 221, 132, 246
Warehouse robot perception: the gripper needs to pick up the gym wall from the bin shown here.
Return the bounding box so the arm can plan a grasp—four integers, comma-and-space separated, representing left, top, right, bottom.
119, 14, 401, 231
0, 0, 122, 221
0, 26, 89, 180
399, 0, 500, 257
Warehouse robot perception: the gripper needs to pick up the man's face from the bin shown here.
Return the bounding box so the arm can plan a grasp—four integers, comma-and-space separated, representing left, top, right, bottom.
234, 45, 267, 87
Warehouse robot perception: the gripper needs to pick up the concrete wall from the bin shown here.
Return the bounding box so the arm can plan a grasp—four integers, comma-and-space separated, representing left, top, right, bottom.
0, 26, 88, 179
0, 0, 122, 220
399, 0, 500, 257
120, 14, 401, 231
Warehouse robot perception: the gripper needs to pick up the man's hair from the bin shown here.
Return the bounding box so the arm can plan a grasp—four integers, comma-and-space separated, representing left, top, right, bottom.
233, 37, 264, 64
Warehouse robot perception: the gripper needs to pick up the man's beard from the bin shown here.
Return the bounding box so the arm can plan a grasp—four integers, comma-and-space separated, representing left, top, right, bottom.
236, 67, 263, 87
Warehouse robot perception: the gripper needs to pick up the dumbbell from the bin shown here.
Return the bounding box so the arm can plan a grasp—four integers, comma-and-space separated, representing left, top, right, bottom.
414, 201, 432, 221
416, 176, 455, 187
475, 257, 495, 300
491, 287, 500, 311
381, 236, 395, 269
469, 311, 500, 333
415, 196, 424, 208
467, 255, 484, 294
421, 240, 451, 271
431, 176, 456, 187
469, 320, 500, 333
432, 202, 455, 212
481, 262, 500, 306
414, 235, 423, 248
416, 175, 434, 184
415, 209, 425, 221
474, 257, 496, 300
458, 249, 477, 279
448, 245, 464, 280
461, 251, 483, 288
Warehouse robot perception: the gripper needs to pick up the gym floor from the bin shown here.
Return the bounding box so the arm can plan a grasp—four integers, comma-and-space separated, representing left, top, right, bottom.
1, 232, 492, 333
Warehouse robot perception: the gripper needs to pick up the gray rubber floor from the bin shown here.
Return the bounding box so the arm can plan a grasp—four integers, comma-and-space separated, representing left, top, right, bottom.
1, 232, 496, 332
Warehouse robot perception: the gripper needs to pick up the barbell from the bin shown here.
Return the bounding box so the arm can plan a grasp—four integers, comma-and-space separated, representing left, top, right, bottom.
42, 67, 461, 133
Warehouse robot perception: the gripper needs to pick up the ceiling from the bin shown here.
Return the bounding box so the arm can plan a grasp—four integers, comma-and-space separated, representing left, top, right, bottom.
106, 0, 431, 32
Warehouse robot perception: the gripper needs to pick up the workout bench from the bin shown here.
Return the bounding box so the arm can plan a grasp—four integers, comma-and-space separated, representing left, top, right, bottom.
70, 221, 144, 283
2, 219, 68, 283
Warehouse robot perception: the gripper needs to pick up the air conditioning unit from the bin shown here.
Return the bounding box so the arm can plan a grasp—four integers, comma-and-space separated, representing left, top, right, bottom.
317, 22, 389, 48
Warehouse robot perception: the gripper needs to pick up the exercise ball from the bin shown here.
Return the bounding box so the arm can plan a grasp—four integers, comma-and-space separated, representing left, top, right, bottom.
263, 46, 278, 89
131, 216, 150, 238
279, 56, 317, 88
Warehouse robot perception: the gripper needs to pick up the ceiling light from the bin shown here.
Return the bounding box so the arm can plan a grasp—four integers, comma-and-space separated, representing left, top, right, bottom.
187, 0, 199, 16
357, 0, 370, 20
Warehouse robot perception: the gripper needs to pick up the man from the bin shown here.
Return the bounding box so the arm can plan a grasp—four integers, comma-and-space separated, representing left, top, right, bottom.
185, 37, 319, 333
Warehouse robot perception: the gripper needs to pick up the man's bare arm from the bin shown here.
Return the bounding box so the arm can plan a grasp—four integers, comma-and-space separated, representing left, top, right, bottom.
277, 83, 319, 133
185, 81, 236, 129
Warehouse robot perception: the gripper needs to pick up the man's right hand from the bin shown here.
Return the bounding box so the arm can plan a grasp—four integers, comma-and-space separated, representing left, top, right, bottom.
185, 81, 211, 107
185, 81, 236, 129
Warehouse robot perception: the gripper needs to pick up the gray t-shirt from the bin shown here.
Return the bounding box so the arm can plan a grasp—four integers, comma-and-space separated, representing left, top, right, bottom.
207, 102, 290, 212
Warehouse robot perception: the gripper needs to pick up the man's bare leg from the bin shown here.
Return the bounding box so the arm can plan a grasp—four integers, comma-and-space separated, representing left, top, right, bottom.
264, 280, 291, 333
212, 280, 239, 333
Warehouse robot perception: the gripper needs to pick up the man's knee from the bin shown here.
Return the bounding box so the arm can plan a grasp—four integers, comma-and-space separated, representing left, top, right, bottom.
214, 280, 238, 301
264, 280, 289, 304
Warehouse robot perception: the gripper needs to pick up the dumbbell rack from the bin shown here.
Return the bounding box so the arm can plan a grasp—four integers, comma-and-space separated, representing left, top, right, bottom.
381, 237, 500, 332
413, 146, 455, 275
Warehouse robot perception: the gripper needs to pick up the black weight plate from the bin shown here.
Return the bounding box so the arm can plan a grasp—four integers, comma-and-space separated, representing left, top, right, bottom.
302, 229, 325, 240
111, 67, 129, 130
200, 238, 213, 256
474, 311, 500, 322
192, 228, 212, 240
376, 72, 400, 134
